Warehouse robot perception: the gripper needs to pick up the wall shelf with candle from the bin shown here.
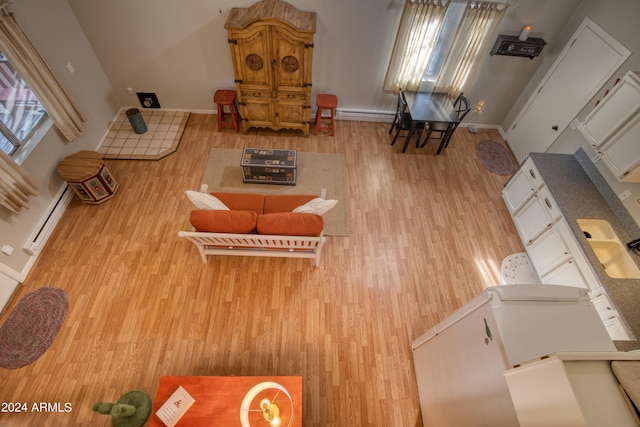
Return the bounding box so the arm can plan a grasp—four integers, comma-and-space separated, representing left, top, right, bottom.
490, 34, 546, 59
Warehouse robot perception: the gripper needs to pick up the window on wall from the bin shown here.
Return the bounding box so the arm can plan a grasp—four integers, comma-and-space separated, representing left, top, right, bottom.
384, 1, 506, 95
421, 2, 467, 87
0, 52, 48, 157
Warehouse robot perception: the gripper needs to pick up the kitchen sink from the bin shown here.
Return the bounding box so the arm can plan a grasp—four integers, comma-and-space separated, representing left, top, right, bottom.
577, 218, 640, 279
576, 218, 617, 240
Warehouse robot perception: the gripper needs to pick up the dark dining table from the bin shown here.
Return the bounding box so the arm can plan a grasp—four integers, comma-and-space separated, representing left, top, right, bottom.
403, 91, 460, 154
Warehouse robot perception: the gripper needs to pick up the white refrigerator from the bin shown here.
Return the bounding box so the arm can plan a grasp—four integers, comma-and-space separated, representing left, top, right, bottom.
411, 284, 617, 427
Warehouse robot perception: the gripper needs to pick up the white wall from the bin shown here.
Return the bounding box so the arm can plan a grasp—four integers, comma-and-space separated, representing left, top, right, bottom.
464, 0, 582, 126
66, 0, 580, 125
0, 0, 116, 278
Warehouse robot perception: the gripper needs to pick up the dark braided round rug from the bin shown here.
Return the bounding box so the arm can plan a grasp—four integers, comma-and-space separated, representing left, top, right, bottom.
0, 287, 68, 369
476, 139, 518, 176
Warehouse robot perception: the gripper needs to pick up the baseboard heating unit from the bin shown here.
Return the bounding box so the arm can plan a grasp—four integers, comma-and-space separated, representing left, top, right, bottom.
23, 185, 74, 256
334, 108, 394, 122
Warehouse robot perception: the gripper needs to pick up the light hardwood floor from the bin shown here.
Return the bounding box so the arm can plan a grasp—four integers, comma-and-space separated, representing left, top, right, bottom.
0, 115, 524, 426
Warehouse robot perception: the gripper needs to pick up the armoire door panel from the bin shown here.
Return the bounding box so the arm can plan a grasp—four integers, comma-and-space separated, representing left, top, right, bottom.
231, 26, 272, 87
271, 26, 311, 89
242, 99, 273, 128
276, 101, 307, 128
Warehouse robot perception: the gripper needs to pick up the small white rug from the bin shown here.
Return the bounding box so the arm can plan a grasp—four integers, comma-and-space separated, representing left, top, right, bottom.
200, 148, 349, 236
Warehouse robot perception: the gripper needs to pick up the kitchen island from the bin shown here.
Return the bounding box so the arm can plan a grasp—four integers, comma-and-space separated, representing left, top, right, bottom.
512, 149, 640, 350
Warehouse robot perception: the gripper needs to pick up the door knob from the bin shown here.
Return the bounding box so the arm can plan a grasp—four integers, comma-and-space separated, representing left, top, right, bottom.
552, 125, 559, 131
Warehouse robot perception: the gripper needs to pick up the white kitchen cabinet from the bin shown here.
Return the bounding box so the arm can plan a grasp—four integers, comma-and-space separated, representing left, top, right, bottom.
504, 160, 602, 291
578, 71, 640, 182
556, 220, 601, 290
528, 227, 571, 275
589, 287, 634, 340
579, 71, 640, 148
502, 158, 544, 214
599, 112, 640, 182
511, 186, 562, 245
530, 222, 590, 290
502, 159, 631, 340
602, 316, 634, 340
542, 260, 588, 289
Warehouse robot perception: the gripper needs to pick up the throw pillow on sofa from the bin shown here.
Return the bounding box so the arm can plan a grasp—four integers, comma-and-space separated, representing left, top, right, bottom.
263, 194, 316, 214
257, 212, 324, 236
190, 210, 258, 233
292, 197, 338, 215
185, 191, 229, 210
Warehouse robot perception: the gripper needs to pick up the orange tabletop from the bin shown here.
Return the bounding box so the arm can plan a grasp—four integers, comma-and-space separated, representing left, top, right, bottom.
149, 376, 302, 426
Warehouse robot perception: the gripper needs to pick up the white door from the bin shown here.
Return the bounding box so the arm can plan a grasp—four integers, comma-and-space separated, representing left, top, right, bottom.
506, 17, 630, 163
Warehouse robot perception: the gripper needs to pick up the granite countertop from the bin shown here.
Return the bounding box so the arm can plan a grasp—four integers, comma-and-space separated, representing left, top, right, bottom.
529, 150, 640, 351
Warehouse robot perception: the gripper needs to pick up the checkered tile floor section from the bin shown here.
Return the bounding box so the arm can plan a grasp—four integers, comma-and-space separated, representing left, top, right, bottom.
99, 109, 190, 160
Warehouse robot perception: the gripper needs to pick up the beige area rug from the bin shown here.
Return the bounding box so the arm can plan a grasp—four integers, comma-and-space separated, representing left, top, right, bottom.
200, 148, 349, 236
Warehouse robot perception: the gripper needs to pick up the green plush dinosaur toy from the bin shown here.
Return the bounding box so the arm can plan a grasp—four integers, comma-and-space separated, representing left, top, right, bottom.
92, 390, 151, 427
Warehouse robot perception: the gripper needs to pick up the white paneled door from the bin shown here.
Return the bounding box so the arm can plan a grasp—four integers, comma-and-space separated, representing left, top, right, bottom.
506, 17, 630, 163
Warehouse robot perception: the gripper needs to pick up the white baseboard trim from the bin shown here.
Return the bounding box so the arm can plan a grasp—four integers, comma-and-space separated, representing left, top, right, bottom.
0, 270, 19, 315
0, 261, 25, 283
450, 122, 508, 140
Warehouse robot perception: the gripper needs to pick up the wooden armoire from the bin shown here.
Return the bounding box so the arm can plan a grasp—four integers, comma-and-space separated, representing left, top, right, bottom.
224, 0, 316, 136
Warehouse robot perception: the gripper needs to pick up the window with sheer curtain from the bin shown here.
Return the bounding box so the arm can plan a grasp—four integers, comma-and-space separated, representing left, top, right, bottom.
384, 0, 507, 95
0, 7, 85, 150
0, 52, 47, 157
0, 4, 86, 212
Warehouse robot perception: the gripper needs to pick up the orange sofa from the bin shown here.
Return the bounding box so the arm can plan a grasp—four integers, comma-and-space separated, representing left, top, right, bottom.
179, 192, 327, 266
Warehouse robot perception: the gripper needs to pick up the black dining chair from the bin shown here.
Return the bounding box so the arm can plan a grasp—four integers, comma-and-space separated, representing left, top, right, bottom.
389, 90, 425, 153
421, 92, 471, 154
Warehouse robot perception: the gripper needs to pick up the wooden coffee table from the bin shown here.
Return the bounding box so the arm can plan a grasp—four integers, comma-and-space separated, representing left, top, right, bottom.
149, 375, 302, 426
241, 147, 297, 185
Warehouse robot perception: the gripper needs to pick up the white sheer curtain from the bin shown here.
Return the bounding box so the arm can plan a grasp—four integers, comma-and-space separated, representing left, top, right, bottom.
0, 5, 85, 142
0, 149, 37, 212
383, 0, 449, 92
435, 2, 505, 96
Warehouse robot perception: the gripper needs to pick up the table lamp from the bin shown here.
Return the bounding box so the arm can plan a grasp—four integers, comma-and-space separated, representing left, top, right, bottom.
240, 382, 294, 427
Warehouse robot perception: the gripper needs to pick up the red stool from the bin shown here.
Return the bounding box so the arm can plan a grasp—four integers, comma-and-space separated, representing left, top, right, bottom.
314, 94, 338, 136
213, 90, 241, 132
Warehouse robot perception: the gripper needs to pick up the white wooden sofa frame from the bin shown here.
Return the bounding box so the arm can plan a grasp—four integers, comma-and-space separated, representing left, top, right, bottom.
178, 231, 326, 267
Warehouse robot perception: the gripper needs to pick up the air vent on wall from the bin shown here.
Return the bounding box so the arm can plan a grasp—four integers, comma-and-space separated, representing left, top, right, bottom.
136, 92, 161, 108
